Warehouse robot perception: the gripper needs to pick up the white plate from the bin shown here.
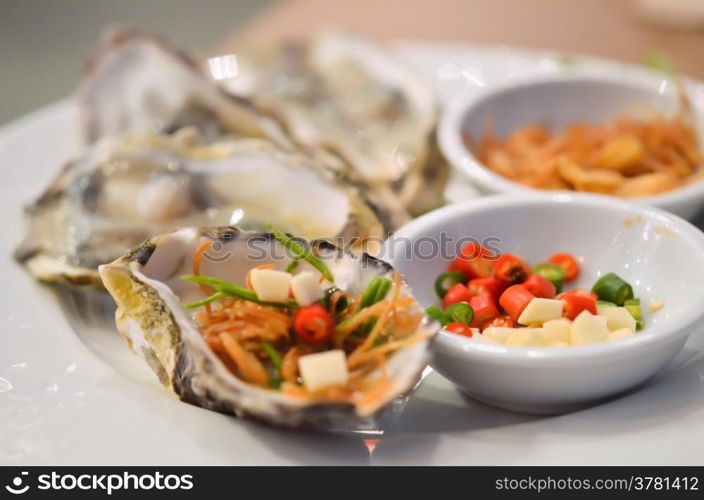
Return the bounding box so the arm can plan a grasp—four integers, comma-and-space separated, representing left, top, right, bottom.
3, 42, 704, 466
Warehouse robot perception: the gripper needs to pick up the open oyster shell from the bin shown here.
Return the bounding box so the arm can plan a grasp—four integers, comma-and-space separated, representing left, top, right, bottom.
99, 226, 435, 428
220, 29, 449, 215
15, 134, 395, 286
79, 26, 290, 147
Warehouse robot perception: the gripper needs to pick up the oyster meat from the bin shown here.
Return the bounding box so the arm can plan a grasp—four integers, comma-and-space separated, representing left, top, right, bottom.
221, 30, 449, 215
99, 226, 435, 427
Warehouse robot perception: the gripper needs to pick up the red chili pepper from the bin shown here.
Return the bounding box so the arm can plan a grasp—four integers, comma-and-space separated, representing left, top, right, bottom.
467, 277, 505, 302
445, 322, 474, 337
481, 314, 515, 331
469, 294, 500, 328
442, 283, 473, 308
499, 284, 535, 322
294, 304, 334, 344
559, 293, 597, 321
560, 288, 598, 301
549, 253, 580, 281
493, 254, 530, 285
448, 242, 495, 280
523, 274, 556, 299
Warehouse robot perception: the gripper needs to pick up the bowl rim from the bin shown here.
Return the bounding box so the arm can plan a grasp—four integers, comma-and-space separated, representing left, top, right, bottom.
388, 193, 704, 366
437, 72, 704, 208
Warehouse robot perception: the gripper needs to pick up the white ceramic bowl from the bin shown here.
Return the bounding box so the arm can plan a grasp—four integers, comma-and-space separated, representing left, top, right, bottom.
438, 74, 704, 220
382, 194, 704, 414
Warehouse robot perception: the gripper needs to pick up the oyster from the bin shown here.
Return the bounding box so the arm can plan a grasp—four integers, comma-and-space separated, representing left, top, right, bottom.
221, 30, 449, 215
79, 26, 290, 147
15, 134, 393, 286
99, 226, 435, 427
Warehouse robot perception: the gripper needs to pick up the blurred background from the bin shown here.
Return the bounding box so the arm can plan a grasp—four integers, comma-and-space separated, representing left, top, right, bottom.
2, 0, 703, 126
0, 0, 275, 125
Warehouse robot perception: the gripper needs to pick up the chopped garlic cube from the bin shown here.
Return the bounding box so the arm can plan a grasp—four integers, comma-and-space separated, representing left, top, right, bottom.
505, 328, 546, 347
298, 350, 348, 392
249, 269, 291, 303
543, 318, 571, 344
482, 327, 515, 344
607, 328, 635, 342
599, 306, 636, 333
570, 311, 609, 345
649, 300, 664, 313
517, 298, 563, 326
290, 271, 324, 306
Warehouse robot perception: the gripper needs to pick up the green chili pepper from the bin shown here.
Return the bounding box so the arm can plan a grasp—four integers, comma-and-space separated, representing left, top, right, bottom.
445, 302, 474, 325
181, 275, 297, 309
425, 305, 450, 326
596, 300, 617, 309
592, 273, 633, 306
624, 298, 644, 331
266, 224, 334, 282
533, 263, 565, 293
321, 287, 348, 315
434, 271, 466, 299
360, 277, 382, 308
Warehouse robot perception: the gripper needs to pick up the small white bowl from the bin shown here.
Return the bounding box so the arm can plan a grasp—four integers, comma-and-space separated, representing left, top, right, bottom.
438, 74, 704, 220
382, 194, 704, 414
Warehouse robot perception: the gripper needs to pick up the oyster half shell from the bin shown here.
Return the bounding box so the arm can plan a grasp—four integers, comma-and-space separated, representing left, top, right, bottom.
221, 30, 449, 215
99, 227, 435, 428
15, 134, 394, 286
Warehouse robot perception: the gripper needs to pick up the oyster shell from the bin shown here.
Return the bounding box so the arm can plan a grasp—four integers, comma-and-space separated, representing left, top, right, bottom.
221, 30, 449, 215
15, 134, 393, 286
99, 226, 434, 427
79, 26, 290, 147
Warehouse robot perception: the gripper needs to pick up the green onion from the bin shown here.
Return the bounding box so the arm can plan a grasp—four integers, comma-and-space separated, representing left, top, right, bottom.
643, 50, 674, 77
434, 272, 466, 299
266, 224, 334, 282
261, 341, 283, 389
592, 273, 633, 306
624, 298, 644, 331
360, 277, 382, 308
425, 305, 450, 326
261, 341, 283, 369
285, 258, 301, 272
533, 263, 565, 293
373, 278, 392, 304
181, 275, 297, 309
183, 291, 227, 310
446, 302, 474, 325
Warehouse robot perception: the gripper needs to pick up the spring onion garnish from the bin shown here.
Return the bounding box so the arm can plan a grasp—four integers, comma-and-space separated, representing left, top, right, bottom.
434, 272, 465, 299
592, 273, 633, 306
181, 275, 297, 309
261, 341, 283, 388
285, 257, 301, 273
373, 278, 392, 304
360, 277, 382, 308
533, 263, 565, 293
266, 224, 334, 282
183, 291, 227, 310
445, 302, 474, 325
